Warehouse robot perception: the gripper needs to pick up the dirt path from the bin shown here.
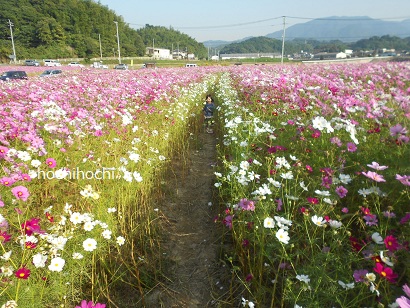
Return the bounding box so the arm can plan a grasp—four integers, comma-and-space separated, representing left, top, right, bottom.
145, 129, 230, 307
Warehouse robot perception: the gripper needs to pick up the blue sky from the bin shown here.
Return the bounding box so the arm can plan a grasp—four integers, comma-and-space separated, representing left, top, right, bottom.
97, 0, 410, 42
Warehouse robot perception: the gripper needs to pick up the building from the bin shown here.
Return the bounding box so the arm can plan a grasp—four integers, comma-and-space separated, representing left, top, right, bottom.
145, 47, 172, 60
219, 52, 281, 60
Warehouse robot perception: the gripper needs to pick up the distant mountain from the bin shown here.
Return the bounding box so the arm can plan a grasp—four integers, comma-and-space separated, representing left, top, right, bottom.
266, 16, 410, 42
202, 37, 253, 49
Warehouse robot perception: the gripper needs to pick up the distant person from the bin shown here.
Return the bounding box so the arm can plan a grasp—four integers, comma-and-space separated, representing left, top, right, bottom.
203, 94, 215, 133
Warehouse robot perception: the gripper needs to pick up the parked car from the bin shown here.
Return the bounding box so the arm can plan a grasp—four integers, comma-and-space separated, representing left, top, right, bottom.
91, 62, 108, 69
44, 60, 62, 67
24, 59, 40, 66
40, 69, 62, 77
114, 63, 128, 70
0, 71, 28, 81
68, 62, 84, 67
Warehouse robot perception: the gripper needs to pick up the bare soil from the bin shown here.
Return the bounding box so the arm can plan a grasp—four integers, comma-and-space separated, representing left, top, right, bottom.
144, 129, 232, 307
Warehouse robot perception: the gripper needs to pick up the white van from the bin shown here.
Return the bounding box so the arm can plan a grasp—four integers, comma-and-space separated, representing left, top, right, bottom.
44, 60, 62, 67
185, 63, 197, 67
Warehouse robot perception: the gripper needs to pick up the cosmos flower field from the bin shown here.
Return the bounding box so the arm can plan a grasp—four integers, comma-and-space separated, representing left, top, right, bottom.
0, 61, 409, 307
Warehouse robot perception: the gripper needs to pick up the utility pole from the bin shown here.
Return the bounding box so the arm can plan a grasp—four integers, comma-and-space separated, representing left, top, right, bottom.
8, 20, 16, 64
98, 34, 102, 59
281, 16, 286, 64
114, 21, 121, 64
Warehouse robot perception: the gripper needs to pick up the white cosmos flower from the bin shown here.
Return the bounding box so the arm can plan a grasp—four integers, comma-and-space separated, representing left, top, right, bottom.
72, 252, 84, 259
1, 266, 14, 277
48, 257, 65, 272
263, 217, 275, 228
133, 172, 143, 182
123, 170, 133, 182
17, 151, 31, 161
83, 238, 97, 251
101, 229, 112, 240
70, 212, 84, 224
116, 236, 125, 246
339, 174, 352, 184
33, 253, 47, 268
83, 221, 95, 231
380, 251, 394, 266
129, 152, 140, 162
299, 181, 308, 191
31, 159, 42, 168
281, 171, 294, 179
328, 220, 342, 229
315, 190, 330, 196
371, 232, 384, 244
276, 229, 290, 244
296, 274, 310, 284
311, 215, 326, 227
338, 280, 354, 290
0, 251, 12, 261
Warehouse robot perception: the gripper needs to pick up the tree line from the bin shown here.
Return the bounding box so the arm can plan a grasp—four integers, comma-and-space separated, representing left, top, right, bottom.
219, 35, 410, 55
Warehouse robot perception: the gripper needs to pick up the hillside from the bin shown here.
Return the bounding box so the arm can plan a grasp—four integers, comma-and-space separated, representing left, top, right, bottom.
0, 0, 207, 62
218, 35, 410, 55
267, 16, 410, 42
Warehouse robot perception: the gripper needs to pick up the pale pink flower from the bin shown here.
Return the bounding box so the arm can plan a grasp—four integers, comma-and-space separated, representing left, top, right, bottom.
362, 171, 386, 182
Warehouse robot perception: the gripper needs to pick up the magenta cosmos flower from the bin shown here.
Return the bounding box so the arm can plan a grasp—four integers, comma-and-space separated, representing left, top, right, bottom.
11, 186, 30, 201
75, 300, 106, 308
45, 157, 57, 168
374, 262, 398, 283
15, 267, 31, 279
384, 235, 399, 252
21, 218, 43, 236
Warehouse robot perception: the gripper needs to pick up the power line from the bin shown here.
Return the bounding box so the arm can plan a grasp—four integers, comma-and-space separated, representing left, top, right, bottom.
127, 15, 410, 31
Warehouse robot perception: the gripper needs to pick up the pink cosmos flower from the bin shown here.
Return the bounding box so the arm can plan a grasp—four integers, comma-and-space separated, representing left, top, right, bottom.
21, 173, 31, 181
0, 146, 8, 158
367, 162, 388, 170
347, 142, 357, 152
353, 269, 368, 282
11, 186, 30, 201
330, 136, 342, 147
390, 124, 408, 136
0, 177, 15, 187
45, 158, 57, 168
396, 174, 410, 186
362, 171, 386, 182
237, 199, 256, 211
396, 294, 410, 307
335, 186, 348, 198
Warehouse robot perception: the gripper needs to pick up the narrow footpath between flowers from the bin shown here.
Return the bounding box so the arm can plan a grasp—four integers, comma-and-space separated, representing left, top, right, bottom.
144, 128, 231, 307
